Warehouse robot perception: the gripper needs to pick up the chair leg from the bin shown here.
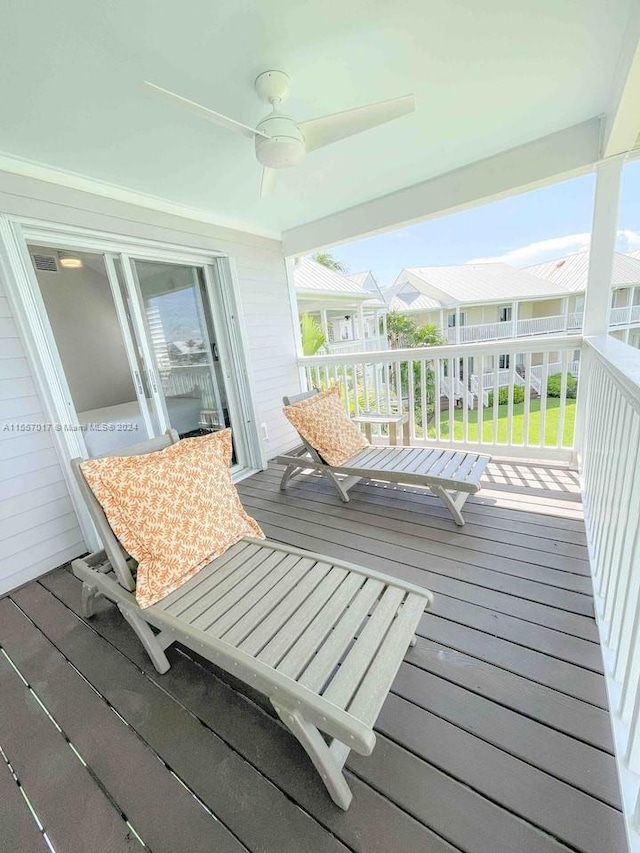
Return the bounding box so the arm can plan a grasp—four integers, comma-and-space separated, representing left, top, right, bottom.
324, 469, 352, 503
272, 702, 353, 810
280, 464, 301, 491
81, 583, 101, 618
117, 605, 172, 674
432, 486, 467, 527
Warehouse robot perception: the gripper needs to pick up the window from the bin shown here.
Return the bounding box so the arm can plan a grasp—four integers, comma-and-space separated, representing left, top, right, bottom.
499, 306, 512, 323
447, 313, 456, 327
499, 354, 510, 369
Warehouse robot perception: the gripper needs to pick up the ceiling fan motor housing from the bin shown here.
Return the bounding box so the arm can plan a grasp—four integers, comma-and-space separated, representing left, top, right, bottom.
255, 114, 306, 168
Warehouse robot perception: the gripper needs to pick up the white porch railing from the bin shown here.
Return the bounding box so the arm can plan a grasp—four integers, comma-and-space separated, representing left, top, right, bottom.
301, 336, 579, 460
580, 335, 640, 844
325, 336, 387, 354
444, 314, 585, 344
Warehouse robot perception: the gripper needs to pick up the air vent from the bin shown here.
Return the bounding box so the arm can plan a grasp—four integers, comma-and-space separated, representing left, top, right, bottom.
32, 253, 58, 273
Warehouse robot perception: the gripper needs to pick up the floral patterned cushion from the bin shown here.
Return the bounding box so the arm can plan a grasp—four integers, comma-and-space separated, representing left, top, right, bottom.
283, 385, 369, 466
80, 430, 264, 609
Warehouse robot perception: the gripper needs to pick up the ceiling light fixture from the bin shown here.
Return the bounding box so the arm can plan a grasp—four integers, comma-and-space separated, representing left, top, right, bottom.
58, 252, 83, 269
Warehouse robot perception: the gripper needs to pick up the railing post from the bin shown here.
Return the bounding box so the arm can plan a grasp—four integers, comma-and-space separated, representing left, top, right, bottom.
574, 156, 624, 467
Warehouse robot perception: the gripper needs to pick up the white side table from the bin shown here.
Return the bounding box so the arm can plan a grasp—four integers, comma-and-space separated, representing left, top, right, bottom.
352, 412, 410, 446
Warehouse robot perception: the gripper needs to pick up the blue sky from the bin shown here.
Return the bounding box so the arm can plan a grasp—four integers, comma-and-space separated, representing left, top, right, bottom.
327, 159, 640, 289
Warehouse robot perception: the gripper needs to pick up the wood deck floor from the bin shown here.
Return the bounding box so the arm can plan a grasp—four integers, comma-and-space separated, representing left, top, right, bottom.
0, 460, 628, 853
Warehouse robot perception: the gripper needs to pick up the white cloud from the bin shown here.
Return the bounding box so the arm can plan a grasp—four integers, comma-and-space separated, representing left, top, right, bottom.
467, 230, 640, 268
467, 233, 591, 266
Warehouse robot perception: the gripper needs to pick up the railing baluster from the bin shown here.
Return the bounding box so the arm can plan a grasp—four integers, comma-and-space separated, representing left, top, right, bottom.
538, 351, 549, 447
448, 356, 455, 444
524, 352, 532, 447
556, 350, 569, 449
507, 352, 515, 447
492, 356, 499, 444
477, 355, 485, 446
434, 358, 442, 443
419, 359, 427, 442
462, 356, 469, 445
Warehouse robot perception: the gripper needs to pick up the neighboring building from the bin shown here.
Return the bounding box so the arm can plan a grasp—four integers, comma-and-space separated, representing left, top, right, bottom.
387, 262, 575, 343
386, 253, 640, 349
526, 251, 640, 348
293, 257, 387, 353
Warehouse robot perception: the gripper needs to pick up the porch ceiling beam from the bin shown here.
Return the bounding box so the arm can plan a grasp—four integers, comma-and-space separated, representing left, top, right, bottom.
282, 118, 601, 256
602, 6, 640, 158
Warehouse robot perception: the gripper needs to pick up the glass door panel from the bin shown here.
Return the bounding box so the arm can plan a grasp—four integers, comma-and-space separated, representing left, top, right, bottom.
27, 244, 155, 457
130, 259, 235, 458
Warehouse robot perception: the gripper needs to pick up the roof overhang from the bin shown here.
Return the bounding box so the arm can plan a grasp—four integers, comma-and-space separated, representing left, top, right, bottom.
283, 118, 602, 255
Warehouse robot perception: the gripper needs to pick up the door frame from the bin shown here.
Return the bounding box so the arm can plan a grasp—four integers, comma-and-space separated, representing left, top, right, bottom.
0, 215, 265, 549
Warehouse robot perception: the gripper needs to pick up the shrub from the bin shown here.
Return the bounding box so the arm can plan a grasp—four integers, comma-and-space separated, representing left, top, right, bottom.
547, 373, 578, 398
487, 385, 525, 407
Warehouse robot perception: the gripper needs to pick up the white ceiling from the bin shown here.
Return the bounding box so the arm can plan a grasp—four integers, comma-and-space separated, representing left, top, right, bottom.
0, 0, 635, 238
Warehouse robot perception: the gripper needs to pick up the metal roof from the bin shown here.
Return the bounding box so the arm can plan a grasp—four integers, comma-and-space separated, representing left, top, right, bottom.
525, 251, 640, 292
389, 262, 567, 309
293, 257, 371, 298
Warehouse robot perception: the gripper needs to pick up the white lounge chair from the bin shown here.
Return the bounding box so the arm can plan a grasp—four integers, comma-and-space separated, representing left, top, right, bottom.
70, 431, 433, 810
277, 390, 491, 526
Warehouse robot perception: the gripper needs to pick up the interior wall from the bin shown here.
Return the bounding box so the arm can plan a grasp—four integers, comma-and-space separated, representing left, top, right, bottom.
33, 249, 136, 412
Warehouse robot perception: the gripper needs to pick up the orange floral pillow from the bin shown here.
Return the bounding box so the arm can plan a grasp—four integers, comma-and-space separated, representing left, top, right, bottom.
80, 430, 264, 609
283, 385, 369, 466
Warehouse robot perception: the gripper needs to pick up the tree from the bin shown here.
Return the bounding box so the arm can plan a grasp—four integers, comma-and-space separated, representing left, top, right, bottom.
313, 252, 348, 273
411, 323, 446, 347
300, 313, 326, 356
385, 312, 416, 348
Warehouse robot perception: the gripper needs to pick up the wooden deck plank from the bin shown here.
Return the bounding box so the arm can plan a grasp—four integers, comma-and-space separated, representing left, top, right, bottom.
239, 484, 591, 582
0, 598, 248, 853
374, 693, 627, 853
5, 459, 627, 853
0, 744, 50, 853
253, 467, 590, 558
37, 571, 462, 853
0, 653, 141, 853
241, 501, 594, 613
10, 583, 350, 853
391, 662, 620, 807
238, 508, 599, 641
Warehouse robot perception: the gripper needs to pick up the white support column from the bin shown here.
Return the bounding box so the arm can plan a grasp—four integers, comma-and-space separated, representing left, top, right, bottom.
512, 301, 517, 337
563, 296, 570, 331
439, 309, 444, 338
455, 306, 461, 344
583, 157, 624, 336
357, 303, 366, 342
320, 308, 329, 339
574, 156, 625, 467
381, 311, 388, 345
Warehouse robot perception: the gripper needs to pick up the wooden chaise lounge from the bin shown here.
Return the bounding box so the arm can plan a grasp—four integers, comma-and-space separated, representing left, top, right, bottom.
276, 390, 491, 526
70, 431, 434, 810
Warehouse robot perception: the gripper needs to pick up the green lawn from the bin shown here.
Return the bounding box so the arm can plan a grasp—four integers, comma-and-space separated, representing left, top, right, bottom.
427, 397, 576, 447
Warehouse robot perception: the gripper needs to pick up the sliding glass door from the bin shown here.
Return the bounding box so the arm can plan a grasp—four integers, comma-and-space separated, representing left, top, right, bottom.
26, 243, 244, 464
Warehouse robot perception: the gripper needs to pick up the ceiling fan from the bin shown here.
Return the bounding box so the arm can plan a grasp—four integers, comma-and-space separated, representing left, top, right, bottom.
144, 71, 415, 197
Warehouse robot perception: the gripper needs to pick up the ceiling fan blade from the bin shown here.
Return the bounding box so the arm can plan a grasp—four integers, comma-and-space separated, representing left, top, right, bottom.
144, 81, 270, 141
260, 167, 278, 198
299, 94, 415, 152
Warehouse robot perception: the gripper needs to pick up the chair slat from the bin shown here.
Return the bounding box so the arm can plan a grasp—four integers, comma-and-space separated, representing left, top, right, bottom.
322, 587, 406, 710
185, 550, 286, 628
239, 560, 331, 655
218, 557, 316, 645
298, 578, 385, 693
438, 451, 467, 480
161, 541, 260, 615
257, 567, 348, 667
276, 573, 365, 679
347, 593, 427, 727
455, 453, 481, 482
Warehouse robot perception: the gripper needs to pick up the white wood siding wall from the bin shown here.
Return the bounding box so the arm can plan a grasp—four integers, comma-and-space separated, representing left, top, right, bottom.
0, 269, 85, 594
0, 171, 301, 593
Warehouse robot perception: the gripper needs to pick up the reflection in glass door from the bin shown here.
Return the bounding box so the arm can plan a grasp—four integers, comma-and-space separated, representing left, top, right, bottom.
28, 245, 156, 456
130, 259, 235, 454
